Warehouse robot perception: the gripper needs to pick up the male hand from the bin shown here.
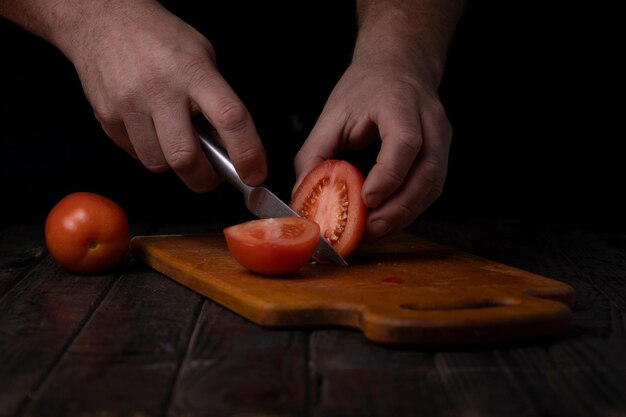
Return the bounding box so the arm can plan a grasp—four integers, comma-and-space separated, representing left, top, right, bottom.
67, 1, 266, 191
294, 56, 452, 239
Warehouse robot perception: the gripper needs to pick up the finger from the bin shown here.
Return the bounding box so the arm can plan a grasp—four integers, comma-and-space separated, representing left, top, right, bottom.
100, 120, 138, 159
123, 111, 168, 173
366, 108, 451, 239
366, 157, 444, 238
361, 103, 423, 210
293, 110, 344, 193
152, 100, 220, 192
190, 73, 266, 185
94, 112, 138, 159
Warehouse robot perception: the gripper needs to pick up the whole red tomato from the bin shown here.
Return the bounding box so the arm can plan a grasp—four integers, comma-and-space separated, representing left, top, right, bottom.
45, 192, 130, 274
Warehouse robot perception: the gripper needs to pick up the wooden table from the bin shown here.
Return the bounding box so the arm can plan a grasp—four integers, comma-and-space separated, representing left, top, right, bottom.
1, 219, 625, 417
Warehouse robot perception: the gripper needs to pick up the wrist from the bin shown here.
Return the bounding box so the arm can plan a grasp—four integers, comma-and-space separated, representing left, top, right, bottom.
57, 0, 156, 63
353, 0, 465, 88
18, 0, 161, 64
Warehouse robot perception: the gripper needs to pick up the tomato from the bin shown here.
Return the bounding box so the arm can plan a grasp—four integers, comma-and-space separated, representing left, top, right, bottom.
45, 192, 130, 274
290, 159, 367, 260
224, 217, 320, 275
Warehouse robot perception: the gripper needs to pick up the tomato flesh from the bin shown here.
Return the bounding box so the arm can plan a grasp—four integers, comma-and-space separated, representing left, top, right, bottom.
224, 217, 320, 275
45, 192, 130, 274
290, 160, 367, 259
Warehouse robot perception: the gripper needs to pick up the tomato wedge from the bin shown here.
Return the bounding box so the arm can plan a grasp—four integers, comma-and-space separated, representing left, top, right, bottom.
224, 217, 320, 275
290, 159, 367, 259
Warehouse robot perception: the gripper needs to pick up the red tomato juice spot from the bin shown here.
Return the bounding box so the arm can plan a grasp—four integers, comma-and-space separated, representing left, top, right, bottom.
382, 277, 404, 285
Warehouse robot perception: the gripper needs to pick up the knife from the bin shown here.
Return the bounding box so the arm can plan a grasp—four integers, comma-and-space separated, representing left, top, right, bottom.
194, 121, 348, 267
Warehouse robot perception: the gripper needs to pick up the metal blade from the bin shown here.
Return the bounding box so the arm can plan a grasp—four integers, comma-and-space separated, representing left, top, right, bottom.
246, 186, 300, 219
196, 120, 347, 267
312, 236, 349, 267
245, 186, 348, 267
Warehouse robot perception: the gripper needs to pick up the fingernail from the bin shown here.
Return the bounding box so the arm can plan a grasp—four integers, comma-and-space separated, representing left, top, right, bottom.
369, 219, 390, 238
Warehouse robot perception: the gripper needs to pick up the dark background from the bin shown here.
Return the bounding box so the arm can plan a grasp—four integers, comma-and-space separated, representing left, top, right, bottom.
1, 1, 621, 229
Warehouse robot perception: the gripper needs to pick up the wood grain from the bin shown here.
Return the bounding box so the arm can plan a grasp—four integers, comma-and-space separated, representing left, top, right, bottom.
167, 301, 308, 417
0, 258, 115, 416
23, 267, 203, 417
0, 225, 46, 297
130, 232, 574, 346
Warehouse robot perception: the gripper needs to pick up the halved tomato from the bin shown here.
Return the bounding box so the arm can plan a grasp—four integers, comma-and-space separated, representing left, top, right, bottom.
290, 159, 367, 259
224, 217, 320, 275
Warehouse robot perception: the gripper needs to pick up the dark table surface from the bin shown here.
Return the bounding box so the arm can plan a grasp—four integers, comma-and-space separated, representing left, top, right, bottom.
1, 219, 625, 417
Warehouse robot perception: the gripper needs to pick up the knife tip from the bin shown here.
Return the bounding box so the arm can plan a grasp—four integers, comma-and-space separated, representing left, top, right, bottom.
337, 257, 349, 267
316, 246, 349, 267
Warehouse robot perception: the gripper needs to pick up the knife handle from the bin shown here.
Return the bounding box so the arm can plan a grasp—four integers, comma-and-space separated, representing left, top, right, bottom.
195, 122, 252, 194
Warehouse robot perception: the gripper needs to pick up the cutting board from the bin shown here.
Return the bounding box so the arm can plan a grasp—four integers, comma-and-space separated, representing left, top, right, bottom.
130, 232, 574, 346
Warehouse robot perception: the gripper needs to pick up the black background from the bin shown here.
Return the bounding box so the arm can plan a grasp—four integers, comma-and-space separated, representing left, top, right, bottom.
1, 1, 621, 229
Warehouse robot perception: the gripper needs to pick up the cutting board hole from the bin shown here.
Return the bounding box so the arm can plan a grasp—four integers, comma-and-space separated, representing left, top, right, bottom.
400, 298, 516, 311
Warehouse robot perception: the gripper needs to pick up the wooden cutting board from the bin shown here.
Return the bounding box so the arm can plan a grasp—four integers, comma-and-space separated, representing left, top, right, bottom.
130, 232, 574, 346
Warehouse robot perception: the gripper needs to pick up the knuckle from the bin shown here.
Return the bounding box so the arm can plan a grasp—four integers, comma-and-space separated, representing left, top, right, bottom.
181, 56, 212, 87
396, 201, 416, 223
231, 143, 261, 168
167, 148, 197, 173
373, 159, 407, 190
213, 98, 248, 132
428, 181, 445, 202
203, 42, 217, 62
421, 159, 446, 198
394, 131, 421, 155
94, 108, 119, 129
434, 106, 453, 137
381, 163, 406, 187
381, 203, 414, 236
113, 69, 172, 110
384, 80, 419, 103
143, 76, 170, 103
114, 86, 141, 112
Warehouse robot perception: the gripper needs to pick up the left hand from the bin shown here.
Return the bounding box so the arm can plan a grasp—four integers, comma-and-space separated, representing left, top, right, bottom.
294, 55, 452, 239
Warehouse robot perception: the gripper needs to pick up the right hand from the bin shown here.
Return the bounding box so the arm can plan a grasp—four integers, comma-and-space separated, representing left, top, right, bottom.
64, 1, 266, 192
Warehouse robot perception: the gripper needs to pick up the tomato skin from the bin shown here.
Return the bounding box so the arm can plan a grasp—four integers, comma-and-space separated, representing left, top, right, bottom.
224, 217, 320, 275
290, 160, 367, 260
45, 192, 130, 274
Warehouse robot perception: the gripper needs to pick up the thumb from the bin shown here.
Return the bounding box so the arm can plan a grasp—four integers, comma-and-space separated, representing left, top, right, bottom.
293, 116, 342, 194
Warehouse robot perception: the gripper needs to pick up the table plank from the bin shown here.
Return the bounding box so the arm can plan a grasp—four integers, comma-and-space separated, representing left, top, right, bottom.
0, 258, 115, 416
166, 301, 308, 417
0, 225, 46, 297
309, 331, 453, 417
538, 224, 626, 312
22, 266, 203, 417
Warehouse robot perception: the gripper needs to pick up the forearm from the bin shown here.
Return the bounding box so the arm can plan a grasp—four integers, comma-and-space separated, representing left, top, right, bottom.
0, 0, 158, 62
354, 0, 466, 86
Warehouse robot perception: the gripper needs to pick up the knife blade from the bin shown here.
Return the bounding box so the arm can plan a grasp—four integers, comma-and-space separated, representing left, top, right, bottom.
195, 121, 348, 267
